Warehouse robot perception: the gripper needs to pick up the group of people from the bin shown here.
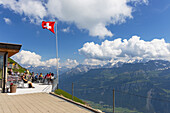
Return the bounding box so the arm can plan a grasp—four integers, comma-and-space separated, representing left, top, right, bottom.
30, 72, 55, 84
8, 70, 55, 88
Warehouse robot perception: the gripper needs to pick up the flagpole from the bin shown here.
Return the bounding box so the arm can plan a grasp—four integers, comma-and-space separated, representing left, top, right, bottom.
52, 20, 59, 91
56, 20, 59, 90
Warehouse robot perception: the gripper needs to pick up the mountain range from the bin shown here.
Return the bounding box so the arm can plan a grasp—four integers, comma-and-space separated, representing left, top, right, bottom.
27, 59, 148, 75
28, 66, 70, 75
59, 60, 170, 113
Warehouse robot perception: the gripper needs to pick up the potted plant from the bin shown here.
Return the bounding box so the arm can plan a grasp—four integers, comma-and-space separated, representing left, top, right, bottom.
10, 83, 17, 93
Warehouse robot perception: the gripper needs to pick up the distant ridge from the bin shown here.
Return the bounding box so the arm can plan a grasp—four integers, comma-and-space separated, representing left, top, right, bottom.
60, 60, 170, 113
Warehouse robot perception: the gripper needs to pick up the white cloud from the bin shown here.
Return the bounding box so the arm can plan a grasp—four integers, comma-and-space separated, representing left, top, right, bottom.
22, 17, 26, 22
62, 27, 70, 33
45, 58, 59, 67
83, 59, 107, 66
12, 50, 79, 68
3, 17, 11, 24
0, 0, 47, 24
12, 50, 43, 67
79, 36, 170, 61
0, 0, 148, 38
60, 59, 79, 68
46, 0, 147, 38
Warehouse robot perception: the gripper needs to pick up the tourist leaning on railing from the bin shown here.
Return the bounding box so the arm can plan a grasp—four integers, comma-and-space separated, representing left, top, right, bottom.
35, 73, 39, 82
46, 72, 51, 84
31, 72, 35, 83
51, 73, 54, 84
39, 73, 43, 83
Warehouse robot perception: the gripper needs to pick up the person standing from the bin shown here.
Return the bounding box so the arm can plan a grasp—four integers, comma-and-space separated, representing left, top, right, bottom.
51, 73, 54, 84
47, 73, 51, 84
39, 73, 43, 83
35, 73, 39, 82
31, 72, 35, 83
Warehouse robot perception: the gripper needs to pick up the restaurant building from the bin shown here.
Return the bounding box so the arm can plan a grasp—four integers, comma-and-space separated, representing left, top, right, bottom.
0, 42, 22, 93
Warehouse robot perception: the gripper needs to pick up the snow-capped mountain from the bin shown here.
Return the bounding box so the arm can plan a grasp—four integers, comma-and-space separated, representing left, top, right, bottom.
28, 60, 170, 76
28, 66, 70, 75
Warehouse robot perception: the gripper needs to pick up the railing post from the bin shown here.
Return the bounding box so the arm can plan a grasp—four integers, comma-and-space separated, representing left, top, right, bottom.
72, 83, 74, 100
113, 89, 115, 113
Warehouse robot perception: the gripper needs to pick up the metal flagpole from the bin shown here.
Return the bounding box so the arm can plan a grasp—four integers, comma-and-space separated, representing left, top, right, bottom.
56, 20, 59, 90
52, 20, 59, 91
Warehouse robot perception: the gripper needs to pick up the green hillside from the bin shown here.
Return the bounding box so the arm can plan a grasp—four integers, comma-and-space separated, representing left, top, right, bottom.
55, 89, 85, 104
86, 101, 142, 113
60, 60, 170, 113
8, 58, 27, 73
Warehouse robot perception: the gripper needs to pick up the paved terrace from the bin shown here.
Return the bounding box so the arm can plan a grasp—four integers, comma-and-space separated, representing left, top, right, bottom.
7, 83, 52, 95
0, 93, 95, 113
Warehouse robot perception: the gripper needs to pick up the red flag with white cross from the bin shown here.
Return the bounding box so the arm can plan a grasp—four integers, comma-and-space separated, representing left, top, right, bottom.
42, 21, 55, 34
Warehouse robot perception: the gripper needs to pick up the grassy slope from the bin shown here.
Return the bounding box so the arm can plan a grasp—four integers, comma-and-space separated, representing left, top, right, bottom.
8, 58, 27, 73
55, 89, 85, 105
54, 89, 142, 113
86, 101, 143, 113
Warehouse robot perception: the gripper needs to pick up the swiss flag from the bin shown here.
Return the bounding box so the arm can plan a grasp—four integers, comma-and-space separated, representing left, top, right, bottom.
42, 21, 55, 34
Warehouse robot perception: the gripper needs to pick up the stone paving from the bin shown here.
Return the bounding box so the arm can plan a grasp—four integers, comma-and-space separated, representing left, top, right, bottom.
7, 83, 52, 95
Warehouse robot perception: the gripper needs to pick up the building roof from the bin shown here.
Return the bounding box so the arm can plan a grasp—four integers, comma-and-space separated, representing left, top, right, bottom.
0, 42, 22, 57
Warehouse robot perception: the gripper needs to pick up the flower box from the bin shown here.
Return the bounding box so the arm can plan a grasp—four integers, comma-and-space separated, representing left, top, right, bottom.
10, 83, 17, 93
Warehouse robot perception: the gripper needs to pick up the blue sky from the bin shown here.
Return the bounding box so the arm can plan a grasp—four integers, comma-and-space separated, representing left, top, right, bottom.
0, 0, 170, 68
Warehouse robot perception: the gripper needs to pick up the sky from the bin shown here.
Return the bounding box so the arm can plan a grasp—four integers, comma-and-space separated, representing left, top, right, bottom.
0, 0, 170, 68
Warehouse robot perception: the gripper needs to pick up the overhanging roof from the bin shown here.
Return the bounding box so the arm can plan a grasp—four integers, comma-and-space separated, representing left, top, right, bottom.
0, 42, 22, 57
